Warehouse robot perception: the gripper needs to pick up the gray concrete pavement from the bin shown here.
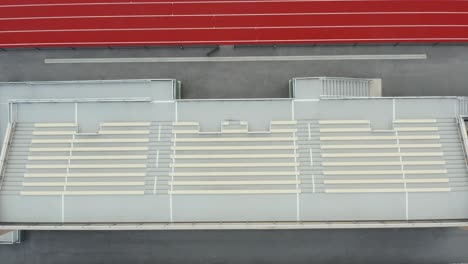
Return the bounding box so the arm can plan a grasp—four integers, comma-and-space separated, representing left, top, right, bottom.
1, 44, 468, 263
0, 45, 467, 99
1, 228, 468, 264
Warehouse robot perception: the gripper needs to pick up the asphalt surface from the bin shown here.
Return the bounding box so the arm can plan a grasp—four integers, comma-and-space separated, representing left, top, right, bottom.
1, 228, 468, 264
0, 44, 467, 98
1, 44, 468, 263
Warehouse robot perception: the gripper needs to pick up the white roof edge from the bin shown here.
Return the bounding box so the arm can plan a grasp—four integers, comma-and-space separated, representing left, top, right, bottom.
9, 97, 152, 103
176, 98, 293, 102
8, 96, 465, 103
1, 221, 468, 230
0, 79, 176, 85
319, 96, 464, 100
292, 76, 374, 81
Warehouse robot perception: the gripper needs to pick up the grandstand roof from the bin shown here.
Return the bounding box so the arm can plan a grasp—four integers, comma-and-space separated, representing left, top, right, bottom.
0, 78, 468, 228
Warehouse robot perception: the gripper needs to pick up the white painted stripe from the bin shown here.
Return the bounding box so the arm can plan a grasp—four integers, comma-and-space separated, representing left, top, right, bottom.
169, 189, 300, 195
98, 130, 150, 135
387, 126, 407, 217
320, 144, 442, 149
74, 102, 78, 125
46, 55, 428, 64
28, 155, 148, 160
21, 191, 144, 196
26, 164, 146, 169
153, 149, 159, 195
170, 180, 300, 186
101, 122, 150, 126
322, 152, 443, 158
24, 173, 145, 177
393, 119, 437, 123
324, 179, 449, 184
172, 154, 297, 159
325, 188, 450, 193
0, 14, 465, 30
0, 24, 448, 33
173, 137, 295, 142
61, 194, 64, 223
322, 161, 445, 166
323, 169, 447, 175
1, 0, 468, 11
31, 138, 149, 143
171, 171, 296, 176
171, 145, 297, 150
4, 20, 462, 30
309, 148, 315, 193
320, 128, 371, 132
319, 120, 369, 125
29, 147, 148, 152
34, 123, 77, 127
23, 181, 145, 186
2, 0, 465, 8
157, 124, 161, 141
170, 162, 298, 168
320, 135, 439, 140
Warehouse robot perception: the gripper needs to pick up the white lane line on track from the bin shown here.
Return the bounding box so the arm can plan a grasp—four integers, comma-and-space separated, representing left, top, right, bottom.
5, 37, 465, 47
2, 25, 467, 34
0, 0, 462, 8
2, 12, 468, 21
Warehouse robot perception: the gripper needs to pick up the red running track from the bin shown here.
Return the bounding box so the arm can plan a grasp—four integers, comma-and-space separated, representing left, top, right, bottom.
1, 0, 468, 48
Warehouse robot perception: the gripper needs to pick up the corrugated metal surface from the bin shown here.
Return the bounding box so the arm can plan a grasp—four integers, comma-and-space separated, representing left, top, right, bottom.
1, 0, 468, 48
321, 77, 371, 97
460, 98, 468, 116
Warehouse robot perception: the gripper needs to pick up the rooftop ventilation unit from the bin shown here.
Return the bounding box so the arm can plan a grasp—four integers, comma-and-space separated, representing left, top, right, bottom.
290, 77, 382, 99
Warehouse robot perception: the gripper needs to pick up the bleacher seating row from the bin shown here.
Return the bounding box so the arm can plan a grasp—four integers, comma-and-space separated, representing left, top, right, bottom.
0, 118, 466, 196
169, 120, 300, 195
21, 122, 150, 195
319, 119, 451, 193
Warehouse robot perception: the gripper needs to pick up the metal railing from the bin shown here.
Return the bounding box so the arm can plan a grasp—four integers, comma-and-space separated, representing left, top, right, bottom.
459, 98, 468, 115
456, 117, 468, 177
0, 123, 14, 191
